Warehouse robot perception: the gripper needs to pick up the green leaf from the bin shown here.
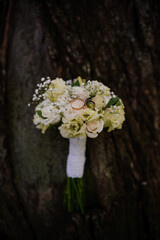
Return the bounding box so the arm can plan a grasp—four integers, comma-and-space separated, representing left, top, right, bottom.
72, 79, 80, 87
116, 99, 122, 106
104, 96, 119, 110
36, 110, 47, 119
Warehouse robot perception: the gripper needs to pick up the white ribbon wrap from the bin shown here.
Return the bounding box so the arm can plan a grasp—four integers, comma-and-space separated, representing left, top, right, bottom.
67, 136, 87, 178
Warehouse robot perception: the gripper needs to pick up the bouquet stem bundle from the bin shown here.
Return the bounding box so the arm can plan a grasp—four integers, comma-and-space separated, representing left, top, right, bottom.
64, 136, 86, 213
64, 177, 85, 214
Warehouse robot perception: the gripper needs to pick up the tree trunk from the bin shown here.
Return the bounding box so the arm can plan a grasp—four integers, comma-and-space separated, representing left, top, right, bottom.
0, 0, 160, 239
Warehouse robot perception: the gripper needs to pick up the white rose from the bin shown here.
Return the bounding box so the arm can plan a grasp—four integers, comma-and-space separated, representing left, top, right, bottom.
33, 113, 42, 125
72, 86, 90, 101
86, 119, 104, 138
41, 105, 61, 125
41, 105, 53, 117
34, 99, 51, 125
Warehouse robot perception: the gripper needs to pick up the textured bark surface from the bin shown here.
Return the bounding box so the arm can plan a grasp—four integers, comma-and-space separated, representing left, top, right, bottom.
0, 0, 160, 239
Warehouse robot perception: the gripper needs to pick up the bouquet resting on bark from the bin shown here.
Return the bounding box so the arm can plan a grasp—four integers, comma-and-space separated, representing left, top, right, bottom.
30, 76, 125, 213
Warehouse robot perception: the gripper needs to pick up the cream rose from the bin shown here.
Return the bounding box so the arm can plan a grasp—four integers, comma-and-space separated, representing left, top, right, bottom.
63, 103, 84, 121
72, 86, 90, 101
53, 78, 66, 89
46, 78, 66, 102
92, 95, 110, 109
86, 119, 104, 138
103, 105, 125, 132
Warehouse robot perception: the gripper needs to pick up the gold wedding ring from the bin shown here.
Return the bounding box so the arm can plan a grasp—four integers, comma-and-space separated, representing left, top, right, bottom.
71, 98, 85, 110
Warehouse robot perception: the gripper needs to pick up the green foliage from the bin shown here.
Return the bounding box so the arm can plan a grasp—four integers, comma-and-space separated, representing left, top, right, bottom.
72, 80, 80, 87
36, 110, 47, 119
104, 96, 120, 110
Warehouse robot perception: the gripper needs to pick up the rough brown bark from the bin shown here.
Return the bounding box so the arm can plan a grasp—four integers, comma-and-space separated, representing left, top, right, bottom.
0, 0, 160, 239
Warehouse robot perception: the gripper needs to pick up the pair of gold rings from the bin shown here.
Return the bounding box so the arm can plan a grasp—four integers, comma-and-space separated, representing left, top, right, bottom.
71, 98, 95, 110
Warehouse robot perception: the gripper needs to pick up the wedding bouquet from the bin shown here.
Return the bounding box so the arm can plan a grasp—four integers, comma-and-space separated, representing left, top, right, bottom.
31, 76, 125, 213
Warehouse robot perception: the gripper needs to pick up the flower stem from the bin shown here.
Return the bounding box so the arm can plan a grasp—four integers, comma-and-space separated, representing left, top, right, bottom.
67, 177, 71, 212
72, 178, 84, 214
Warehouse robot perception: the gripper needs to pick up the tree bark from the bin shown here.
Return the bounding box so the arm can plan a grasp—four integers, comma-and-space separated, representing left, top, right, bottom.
0, 0, 160, 239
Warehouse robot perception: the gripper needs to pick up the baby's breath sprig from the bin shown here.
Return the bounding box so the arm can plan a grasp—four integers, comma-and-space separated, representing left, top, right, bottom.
28, 77, 52, 106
